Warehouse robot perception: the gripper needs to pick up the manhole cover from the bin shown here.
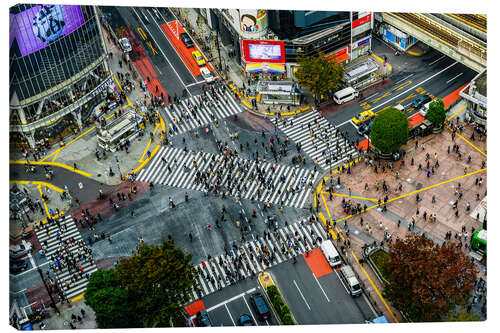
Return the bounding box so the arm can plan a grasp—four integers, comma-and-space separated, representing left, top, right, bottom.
416, 183, 423, 190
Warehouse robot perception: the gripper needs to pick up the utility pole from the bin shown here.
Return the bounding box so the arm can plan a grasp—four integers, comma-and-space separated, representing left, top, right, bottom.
37, 267, 60, 316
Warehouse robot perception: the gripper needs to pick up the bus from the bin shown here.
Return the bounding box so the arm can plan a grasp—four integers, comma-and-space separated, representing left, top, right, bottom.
470, 229, 487, 254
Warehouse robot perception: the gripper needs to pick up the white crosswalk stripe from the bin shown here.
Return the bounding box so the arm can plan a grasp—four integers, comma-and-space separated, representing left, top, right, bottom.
34, 216, 97, 300
187, 219, 330, 302
274, 111, 360, 170
163, 87, 243, 136
137, 146, 319, 209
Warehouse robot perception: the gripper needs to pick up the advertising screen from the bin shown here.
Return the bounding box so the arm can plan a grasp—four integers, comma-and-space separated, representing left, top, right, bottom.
243, 40, 285, 64
249, 44, 281, 61
12, 4, 85, 56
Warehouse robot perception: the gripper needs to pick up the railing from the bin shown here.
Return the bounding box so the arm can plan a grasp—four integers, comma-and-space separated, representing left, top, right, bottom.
10, 74, 114, 133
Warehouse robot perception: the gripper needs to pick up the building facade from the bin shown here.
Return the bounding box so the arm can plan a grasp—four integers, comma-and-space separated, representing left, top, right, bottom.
9, 4, 111, 148
460, 69, 486, 126
208, 9, 373, 80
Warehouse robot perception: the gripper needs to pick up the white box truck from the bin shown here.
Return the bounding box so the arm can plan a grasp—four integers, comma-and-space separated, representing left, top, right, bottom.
339, 265, 362, 297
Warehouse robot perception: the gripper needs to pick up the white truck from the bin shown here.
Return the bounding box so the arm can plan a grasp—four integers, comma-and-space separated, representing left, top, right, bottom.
339, 265, 362, 297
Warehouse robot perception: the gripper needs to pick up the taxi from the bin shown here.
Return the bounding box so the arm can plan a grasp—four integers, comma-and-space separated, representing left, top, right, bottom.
352, 110, 375, 125
192, 50, 206, 66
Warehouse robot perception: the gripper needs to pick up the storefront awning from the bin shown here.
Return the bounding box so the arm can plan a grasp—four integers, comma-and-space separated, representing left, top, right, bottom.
245, 62, 285, 74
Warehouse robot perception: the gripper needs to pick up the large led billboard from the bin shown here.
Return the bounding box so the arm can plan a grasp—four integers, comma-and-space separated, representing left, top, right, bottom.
242, 40, 285, 63
11, 4, 85, 57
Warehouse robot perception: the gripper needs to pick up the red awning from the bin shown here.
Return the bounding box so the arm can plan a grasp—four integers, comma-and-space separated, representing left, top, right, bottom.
327, 52, 350, 63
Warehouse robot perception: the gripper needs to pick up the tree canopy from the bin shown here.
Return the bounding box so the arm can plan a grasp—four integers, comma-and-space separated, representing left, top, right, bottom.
85, 241, 197, 328
370, 107, 408, 154
425, 98, 446, 127
383, 233, 478, 322
295, 51, 344, 102
85, 269, 137, 328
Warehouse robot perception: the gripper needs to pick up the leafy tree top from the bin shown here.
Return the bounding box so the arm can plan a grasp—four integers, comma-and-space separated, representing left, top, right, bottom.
369, 107, 408, 154
383, 233, 478, 322
425, 98, 446, 127
295, 51, 345, 98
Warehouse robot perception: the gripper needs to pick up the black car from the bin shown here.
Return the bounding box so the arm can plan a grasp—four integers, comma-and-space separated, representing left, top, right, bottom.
195, 310, 212, 327
180, 33, 194, 48
411, 94, 432, 109
357, 118, 374, 136
238, 314, 255, 326
250, 293, 271, 321
10, 260, 28, 274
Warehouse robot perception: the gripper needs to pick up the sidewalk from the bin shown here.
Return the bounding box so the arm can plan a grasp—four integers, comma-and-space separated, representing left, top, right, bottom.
42, 298, 97, 330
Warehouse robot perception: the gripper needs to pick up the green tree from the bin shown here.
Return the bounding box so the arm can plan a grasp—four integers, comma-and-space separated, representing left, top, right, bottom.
114, 240, 197, 327
84, 269, 137, 328
448, 307, 482, 322
295, 52, 344, 103
370, 107, 408, 154
383, 233, 478, 322
425, 98, 446, 128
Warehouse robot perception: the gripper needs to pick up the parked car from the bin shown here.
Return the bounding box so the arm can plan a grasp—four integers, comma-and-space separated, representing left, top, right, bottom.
411, 94, 432, 110
250, 293, 271, 321
10, 260, 28, 274
238, 314, 255, 326
357, 118, 375, 136
180, 32, 194, 48
192, 50, 206, 66
352, 110, 375, 125
9, 242, 32, 260
200, 67, 215, 82
119, 38, 132, 53
195, 310, 212, 327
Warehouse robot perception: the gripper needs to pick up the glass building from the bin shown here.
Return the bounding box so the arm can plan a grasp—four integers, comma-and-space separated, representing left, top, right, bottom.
9, 4, 110, 148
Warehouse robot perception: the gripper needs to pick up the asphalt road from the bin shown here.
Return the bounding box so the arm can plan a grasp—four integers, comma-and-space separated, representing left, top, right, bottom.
115, 6, 205, 98
268, 255, 376, 324
201, 279, 277, 326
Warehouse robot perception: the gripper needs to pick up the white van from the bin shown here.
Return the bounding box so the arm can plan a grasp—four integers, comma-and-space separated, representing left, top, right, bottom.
394, 104, 405, 112
339, 265, 362, 297
419, 101, 433, 116
333, 87, 359, 105
320, 240, 342, 268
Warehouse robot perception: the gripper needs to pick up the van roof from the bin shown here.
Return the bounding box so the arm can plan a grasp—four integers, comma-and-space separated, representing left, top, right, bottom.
334, 87, 356, 98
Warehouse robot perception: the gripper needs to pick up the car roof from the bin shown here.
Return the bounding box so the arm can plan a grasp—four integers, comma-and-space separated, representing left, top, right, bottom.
192, 50, 201, 56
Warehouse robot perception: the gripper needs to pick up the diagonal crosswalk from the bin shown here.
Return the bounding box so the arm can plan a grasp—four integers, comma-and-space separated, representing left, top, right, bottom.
275, 111, 359, 170
34, 216, 97, 300
163, 86, 243, 136
137, 146, 319, 209
188, 219, 330, 302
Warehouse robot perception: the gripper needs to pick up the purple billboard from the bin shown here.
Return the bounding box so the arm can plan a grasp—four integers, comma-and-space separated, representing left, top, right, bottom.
11, 4, 85, 56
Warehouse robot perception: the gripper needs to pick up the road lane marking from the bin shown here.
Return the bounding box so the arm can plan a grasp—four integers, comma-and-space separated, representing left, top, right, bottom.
429, 55, 446, 66
313, 275, 330, 302
392, 80, 413, 92
205, 287, 257, 312
446, 72, 464, 84
293, 280, 311, 310
132, 7, 191, 95
362, 292, 378, 317
371, 61, 458, 112
333, 269, 350, 294
242, 294, 259, 325
224, 304, 236, 326
393, 74, 414, 85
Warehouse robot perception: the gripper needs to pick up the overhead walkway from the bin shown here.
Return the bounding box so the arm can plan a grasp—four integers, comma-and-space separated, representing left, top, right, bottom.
382, 12, 486, 73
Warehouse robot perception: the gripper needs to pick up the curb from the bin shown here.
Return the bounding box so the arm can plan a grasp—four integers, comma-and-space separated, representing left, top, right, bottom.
257, 271, 298, 325
371, 53, 392, 74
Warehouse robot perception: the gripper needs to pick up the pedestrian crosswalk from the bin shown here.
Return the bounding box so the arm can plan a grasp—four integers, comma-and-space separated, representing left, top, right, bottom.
137, 146, 319, 208
163, 87, 243, 136
188, 219, 329, 302
34, 216, 97, 300
275, 111, 359, 170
